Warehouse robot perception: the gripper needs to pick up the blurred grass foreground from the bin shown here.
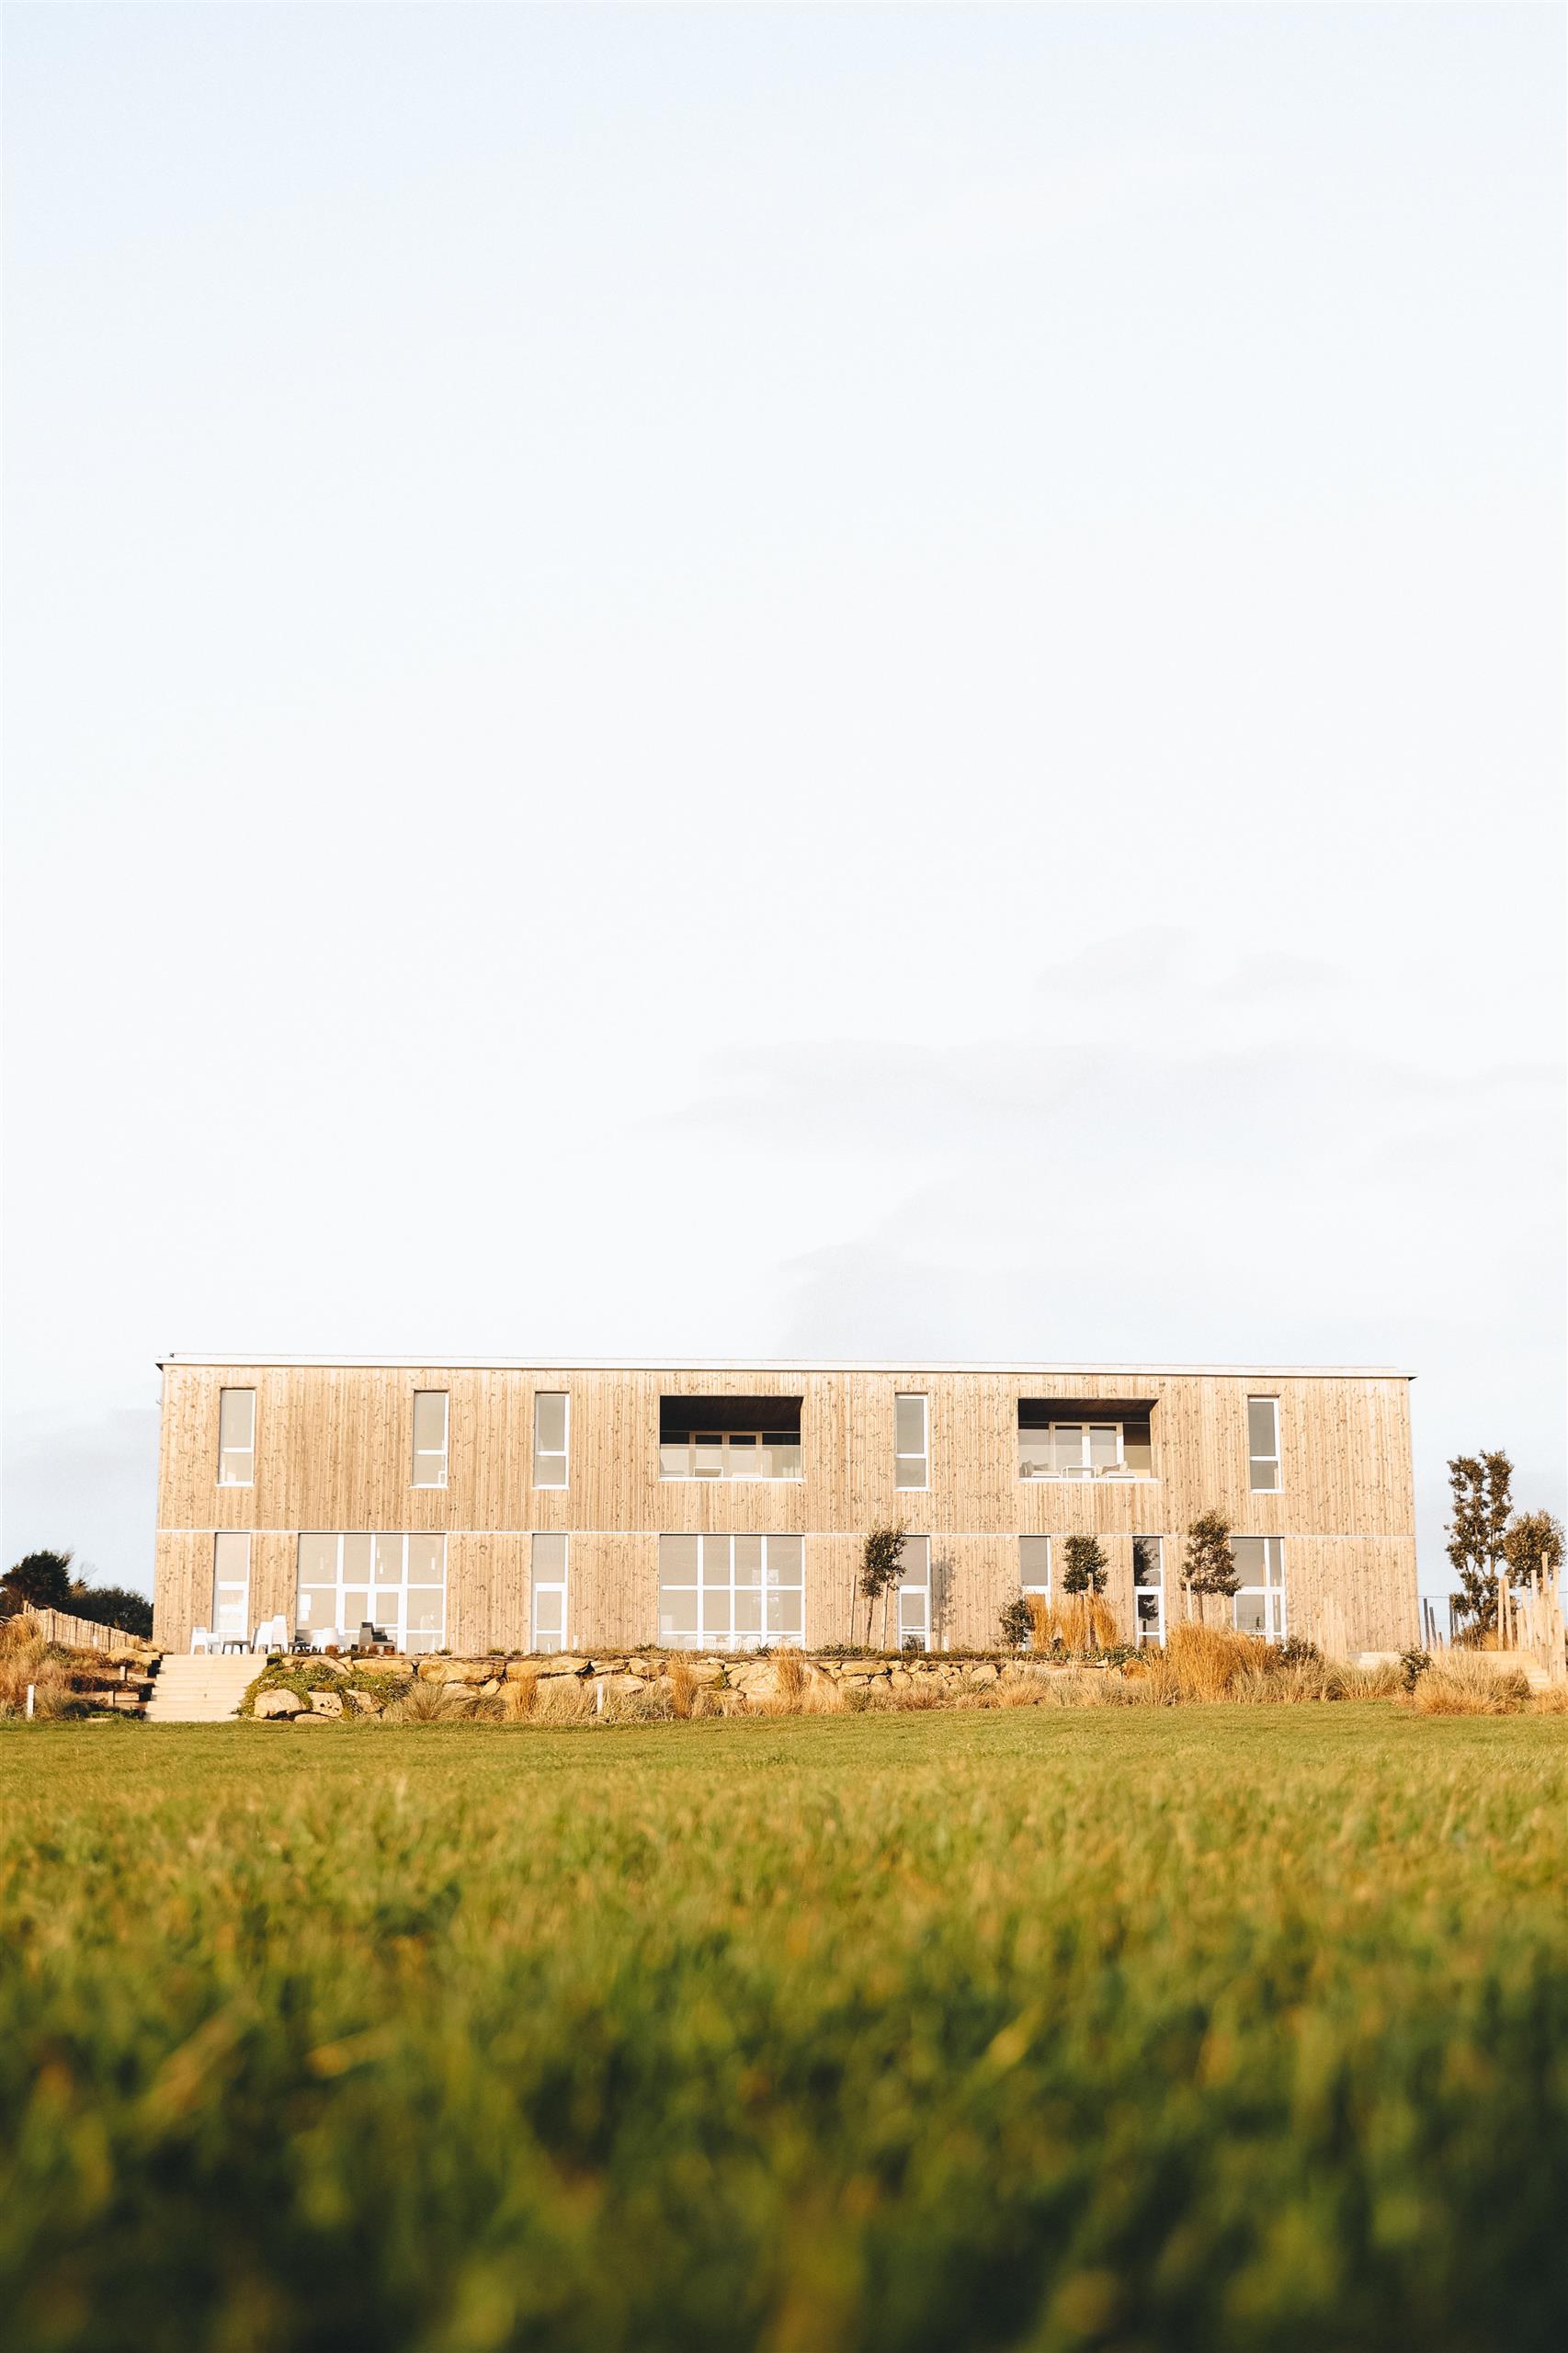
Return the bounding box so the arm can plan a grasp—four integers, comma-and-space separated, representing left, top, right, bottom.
2, 1709, 1565, 2353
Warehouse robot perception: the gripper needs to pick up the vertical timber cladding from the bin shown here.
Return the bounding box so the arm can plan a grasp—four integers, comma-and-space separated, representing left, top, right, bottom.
152, 1359, 1420, 1654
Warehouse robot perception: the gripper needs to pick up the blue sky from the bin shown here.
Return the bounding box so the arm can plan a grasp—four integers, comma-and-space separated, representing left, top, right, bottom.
4, 4, 1562, 1596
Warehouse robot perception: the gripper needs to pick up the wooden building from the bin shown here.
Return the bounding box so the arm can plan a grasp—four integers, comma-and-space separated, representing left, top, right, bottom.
153, 1357, 1419, 1656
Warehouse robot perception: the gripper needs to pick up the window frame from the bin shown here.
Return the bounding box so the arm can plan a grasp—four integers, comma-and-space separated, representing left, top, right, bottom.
893, 1393, 929, 1491
1231, 1536, 1287, 1642
411, 1390, 449, 1489
895, 1534, 932, 1651
1132, 1535, 1165, 1647
210, 1531, 252, 1641
533, 1391, 570, 1489
656, 1532, 805, 1652
658, 1429, 803, 1481
293, 1532, 448, 1654
216, 1387, 256, 1487
1246, 1396, 1282, 1493
531, 1533, 569, 1654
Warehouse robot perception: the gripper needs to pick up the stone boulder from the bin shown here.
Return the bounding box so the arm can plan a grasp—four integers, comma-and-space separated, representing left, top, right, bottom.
255, 1687, 305, 1720
308, 1688, 345, 1717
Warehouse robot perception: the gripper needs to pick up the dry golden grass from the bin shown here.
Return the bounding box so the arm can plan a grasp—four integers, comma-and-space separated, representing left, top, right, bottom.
502, 1670, 540, 1721
1025, 1593, 1123, 1653
1137, 1621, 1261, 1701
774, 1649, 807, 1707
1411, 1653, 1533, 1716
667, 1656, 698, 1720
0, 1620, 79, 1721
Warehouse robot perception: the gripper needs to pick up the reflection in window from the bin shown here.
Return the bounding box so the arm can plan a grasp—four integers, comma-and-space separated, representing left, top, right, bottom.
658, 1533, 804, 1650
412, 1391, 449, 1487
534, 1392, 568, 1487
894, 1395, 928, 1489
293, 1532, 448, 1653
1247, 1398, 1281, 1492
1232, 1536, 1286, 1641
217, 1389, 256, 1486
532, 1532, 568, 1654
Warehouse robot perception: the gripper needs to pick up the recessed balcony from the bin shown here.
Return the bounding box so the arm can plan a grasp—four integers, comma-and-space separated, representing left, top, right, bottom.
659, 1396, 803, 1481
1017, 1401, 1154, 1481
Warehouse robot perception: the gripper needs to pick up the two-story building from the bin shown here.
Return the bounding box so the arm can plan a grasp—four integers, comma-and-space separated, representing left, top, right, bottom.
153, 1357, 1419, 1655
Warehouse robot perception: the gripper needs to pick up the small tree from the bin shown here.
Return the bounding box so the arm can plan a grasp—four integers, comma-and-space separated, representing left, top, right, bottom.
1503, 1510, 1563, 1596
1061, 1535, 1108, 1595
997, 1596, 1034, 1652
859, 1523, 906, 1651
1182, 1513, 1236, 1626
1, 1549, 74, 1616
1446, 1452, 1514, 1635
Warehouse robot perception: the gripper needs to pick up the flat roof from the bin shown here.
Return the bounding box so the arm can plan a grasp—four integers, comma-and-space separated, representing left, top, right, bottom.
159, 1354, 1415, 1380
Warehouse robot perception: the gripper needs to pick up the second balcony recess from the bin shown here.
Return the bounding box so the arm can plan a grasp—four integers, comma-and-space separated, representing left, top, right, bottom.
659, 1395, 804, 1481
1017, 1399, 1155, 1480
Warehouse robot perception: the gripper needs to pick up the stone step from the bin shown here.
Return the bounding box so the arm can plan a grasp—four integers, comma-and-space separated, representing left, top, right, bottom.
145, 1655, 259, 1722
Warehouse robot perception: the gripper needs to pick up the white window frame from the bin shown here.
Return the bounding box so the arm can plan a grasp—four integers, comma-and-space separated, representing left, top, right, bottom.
894, 1394, 929, 1491
294, 1532, 448, 1654
658, 1429, 804, 1482
1018, 1536, 1051, 1599
412, 1390, 449, 1488
211, 1532, 252, 1642
657, 1533, 805, 1651
533, 1392, 569, 1489
896, 1535, 931, 1651
1247, 1397, 1281, 1493
530, 1533, 569, 1654
1132, 1535, 1165, 1647
216, 1388, 256, 1487
1040, 1423, 1126, 1481
1232, 1536, 1287, 1642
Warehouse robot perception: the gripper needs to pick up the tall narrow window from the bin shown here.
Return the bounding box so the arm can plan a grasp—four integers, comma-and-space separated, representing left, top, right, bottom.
533, 1392, 568, 1488
210, 1532, 251, 1642
1247, 1398, 1281, 1492
531, 1533, 569, 1654
1132, 1536, 1165, 1647
1019, 1536, 1051, 1597
894, 1394, 928, 1489
412, 1391, 449, 1487
1232, 1537, 1286, 1640
217, 1388, 256, 1486
896, 1536, 931, 1650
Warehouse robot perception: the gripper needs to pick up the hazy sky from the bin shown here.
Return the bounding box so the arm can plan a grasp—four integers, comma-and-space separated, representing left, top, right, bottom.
5, 4, 1563, 1600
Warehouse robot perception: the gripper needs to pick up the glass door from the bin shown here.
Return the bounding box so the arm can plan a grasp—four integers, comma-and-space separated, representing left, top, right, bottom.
531, 1534, 569, 1654
211, 1533, 252, 1643
897, 1536, 931, 1650
1132, 1536, 1165, 1646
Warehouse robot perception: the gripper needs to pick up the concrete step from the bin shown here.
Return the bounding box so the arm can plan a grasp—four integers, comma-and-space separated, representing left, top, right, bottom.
145, 1654, 259, 1722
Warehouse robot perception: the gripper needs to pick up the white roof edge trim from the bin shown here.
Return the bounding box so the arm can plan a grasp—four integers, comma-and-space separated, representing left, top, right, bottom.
158, 1354, 1416, 1379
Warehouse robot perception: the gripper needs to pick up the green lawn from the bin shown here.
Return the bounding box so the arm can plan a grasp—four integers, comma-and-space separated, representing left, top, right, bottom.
2, 1709, 1565, 2352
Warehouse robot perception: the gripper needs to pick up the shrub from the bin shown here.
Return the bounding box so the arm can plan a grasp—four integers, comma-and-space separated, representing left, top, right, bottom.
1401, 1647, 1433, 1692
997, 1597, 1035, 1652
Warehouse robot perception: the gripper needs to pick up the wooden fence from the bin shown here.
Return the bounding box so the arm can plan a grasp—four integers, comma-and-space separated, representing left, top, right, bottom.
15, 1607, 156, 1654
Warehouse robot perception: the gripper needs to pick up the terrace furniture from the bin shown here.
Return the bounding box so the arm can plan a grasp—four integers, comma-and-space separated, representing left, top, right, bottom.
189, 1625, 212, 1654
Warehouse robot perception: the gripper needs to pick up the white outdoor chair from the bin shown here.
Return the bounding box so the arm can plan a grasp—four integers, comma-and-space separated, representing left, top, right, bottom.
190, 1625, 212, 1655
253, 1616, 287, 1654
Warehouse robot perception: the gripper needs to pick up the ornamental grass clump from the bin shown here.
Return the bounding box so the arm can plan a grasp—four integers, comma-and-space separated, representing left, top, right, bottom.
0, 1620, 79, 1720
1026, 1592, 1122, 1655
1409, 1651, 1532, 1716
